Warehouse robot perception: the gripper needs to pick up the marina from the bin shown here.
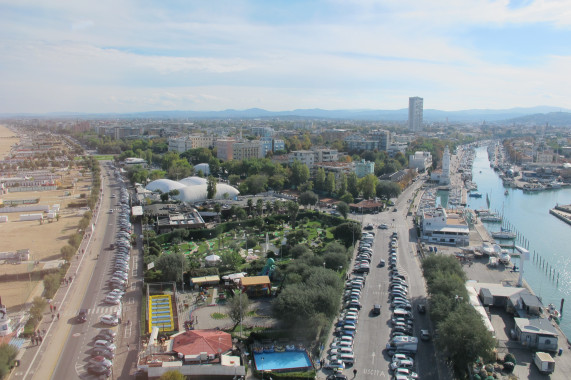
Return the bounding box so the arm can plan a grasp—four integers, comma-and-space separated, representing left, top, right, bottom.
468, 145, 571, 340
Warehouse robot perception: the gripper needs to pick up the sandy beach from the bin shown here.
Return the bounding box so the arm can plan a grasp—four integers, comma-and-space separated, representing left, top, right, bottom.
0, 124, 90, 310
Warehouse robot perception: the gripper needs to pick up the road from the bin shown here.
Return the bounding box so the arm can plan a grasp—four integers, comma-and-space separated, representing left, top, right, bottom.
345, 179, 441, 380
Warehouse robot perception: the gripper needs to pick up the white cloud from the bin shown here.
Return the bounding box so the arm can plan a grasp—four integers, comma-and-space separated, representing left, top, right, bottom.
1, 0, 571, 112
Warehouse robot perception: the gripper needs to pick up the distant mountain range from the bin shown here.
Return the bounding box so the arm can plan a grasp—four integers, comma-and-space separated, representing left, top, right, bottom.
2, 106, 571, 124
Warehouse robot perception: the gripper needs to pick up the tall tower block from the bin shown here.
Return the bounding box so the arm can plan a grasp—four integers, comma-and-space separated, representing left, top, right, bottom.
408, 97, 423, 132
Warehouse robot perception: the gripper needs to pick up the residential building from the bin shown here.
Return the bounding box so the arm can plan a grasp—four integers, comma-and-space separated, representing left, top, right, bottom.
408, 96, 423, 132
168, 135, 214, 153
215, 139, 236, 161
289, 149, 338, 169
251, 126, 274, 137
259, 137, 285, 157
232, 141, 263, 161
409, 151, 432, 172
370, 129, 391, 151
355, 159, 375, 178
289, 150, 315, 168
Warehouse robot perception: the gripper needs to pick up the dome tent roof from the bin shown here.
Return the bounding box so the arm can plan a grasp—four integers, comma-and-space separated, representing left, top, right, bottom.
145, 178, 239, 203
145, 179, 186, 193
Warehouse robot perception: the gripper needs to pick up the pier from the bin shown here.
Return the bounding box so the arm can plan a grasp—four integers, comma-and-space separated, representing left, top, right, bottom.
550, 206, 571, 226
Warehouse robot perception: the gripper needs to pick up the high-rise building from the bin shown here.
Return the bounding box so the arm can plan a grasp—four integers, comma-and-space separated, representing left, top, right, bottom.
408, 97, 423, 132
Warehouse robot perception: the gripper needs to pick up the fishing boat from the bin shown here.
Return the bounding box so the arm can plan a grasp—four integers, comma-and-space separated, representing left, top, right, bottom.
492, 228, 516, 239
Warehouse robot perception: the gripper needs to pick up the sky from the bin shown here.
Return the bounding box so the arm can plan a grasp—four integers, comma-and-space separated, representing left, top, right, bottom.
1, 0, 571, 114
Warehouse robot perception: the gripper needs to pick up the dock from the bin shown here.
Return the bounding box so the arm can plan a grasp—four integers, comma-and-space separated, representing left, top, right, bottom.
549, 208, 571, 226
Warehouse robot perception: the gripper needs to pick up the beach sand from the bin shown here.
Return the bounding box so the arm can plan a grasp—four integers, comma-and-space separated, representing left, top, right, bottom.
0, 124, 90, 310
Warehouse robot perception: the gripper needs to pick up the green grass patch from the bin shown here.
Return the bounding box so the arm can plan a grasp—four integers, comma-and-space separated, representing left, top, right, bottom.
211, 312, 227, 320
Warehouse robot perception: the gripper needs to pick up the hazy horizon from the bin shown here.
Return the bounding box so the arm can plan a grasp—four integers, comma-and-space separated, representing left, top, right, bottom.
2, 1, 571, 114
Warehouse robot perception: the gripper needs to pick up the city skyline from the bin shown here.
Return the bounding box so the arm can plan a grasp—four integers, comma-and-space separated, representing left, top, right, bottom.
1, 1, 571, 114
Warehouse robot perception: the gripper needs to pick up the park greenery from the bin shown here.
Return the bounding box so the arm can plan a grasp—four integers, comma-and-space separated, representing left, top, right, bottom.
422, 255, 496, 378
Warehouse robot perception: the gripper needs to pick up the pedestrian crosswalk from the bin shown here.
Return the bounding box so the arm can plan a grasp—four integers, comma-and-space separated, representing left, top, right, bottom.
61, 306, 120, 317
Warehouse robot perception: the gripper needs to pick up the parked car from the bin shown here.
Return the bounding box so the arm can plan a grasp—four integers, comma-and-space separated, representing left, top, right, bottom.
89, 356, 113, 368
94, 340, 116, 352
87, 364, 111, 377
91, 348, 115, 360
417, 304, 426, 314
100, 315, 119, 326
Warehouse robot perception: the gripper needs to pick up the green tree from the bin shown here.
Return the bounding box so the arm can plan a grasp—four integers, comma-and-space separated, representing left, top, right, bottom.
43, 273, 62, 299
286, 201, 299, 227
29, 296, 47, 324
156, 252, 188, 283
347, 172, 359, 198
336, 201, 349, 219
60, 245, 75, 261
228, 290, 250, 329
244, 174, 268, 194
0, 343, 18, 378
337, 173, 347, 196
290, 160, 310, 188
220, 250, 243, 272
167, 158, 192, 180
207, 175, 217, 199
340, 192, 354, 204
359, 173, 378, 199
333, 222, 362, 247
299, 191, 318, 209
315, 168, 326, 192
436, 303, 496, 377
376, 180, 402, 199
159, 370, 186, 380
228, 174, 240, 185
325, 172, 336, 196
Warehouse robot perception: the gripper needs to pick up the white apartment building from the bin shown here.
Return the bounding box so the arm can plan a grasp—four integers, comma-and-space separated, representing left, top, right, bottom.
409, 151, 432, 172
421, 208, 469, 246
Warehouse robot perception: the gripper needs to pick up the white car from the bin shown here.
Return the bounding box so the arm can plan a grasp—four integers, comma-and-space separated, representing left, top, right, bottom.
104, 295, 121, 305
100, 315, 119, 326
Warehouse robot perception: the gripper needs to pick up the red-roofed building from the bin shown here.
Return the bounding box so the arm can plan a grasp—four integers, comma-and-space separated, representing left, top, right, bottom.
171, 329, 232, 358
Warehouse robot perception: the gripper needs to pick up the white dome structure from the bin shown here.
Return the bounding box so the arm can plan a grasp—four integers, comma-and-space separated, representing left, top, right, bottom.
179, 176, 207, 186
194, 163, 211, 175
145, 178, 239, 203
146, 179, 186, 193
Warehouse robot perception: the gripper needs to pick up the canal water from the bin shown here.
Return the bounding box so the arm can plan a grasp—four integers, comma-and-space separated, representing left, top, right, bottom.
467, 146, 571, 339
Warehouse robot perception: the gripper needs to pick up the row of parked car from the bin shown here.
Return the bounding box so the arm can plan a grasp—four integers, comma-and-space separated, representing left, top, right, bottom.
323, 228, 379, 377
385, 231, 427, 380
88, 180, 131, 377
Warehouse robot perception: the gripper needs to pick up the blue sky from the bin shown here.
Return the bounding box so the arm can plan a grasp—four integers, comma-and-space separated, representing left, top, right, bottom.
1, 0, 571, 113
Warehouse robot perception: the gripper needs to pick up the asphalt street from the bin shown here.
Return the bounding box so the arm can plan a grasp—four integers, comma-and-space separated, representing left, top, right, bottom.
325, 179, 441, 380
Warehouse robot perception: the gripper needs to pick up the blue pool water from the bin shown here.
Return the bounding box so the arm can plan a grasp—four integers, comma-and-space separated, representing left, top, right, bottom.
254, 351, 312, 371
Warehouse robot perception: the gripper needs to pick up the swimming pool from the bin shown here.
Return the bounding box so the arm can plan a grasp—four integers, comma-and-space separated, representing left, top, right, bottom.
254, 351, 313, 372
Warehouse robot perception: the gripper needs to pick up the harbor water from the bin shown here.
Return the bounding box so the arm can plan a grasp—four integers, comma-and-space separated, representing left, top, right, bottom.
468, 146, 571, 339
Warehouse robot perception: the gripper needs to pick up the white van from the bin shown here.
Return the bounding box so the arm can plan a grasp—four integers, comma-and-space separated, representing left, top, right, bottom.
340, 353, 355, 365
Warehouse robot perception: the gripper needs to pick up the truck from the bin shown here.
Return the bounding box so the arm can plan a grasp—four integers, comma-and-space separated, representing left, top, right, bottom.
533, 352, 555, 374
385, 336, 418, 356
